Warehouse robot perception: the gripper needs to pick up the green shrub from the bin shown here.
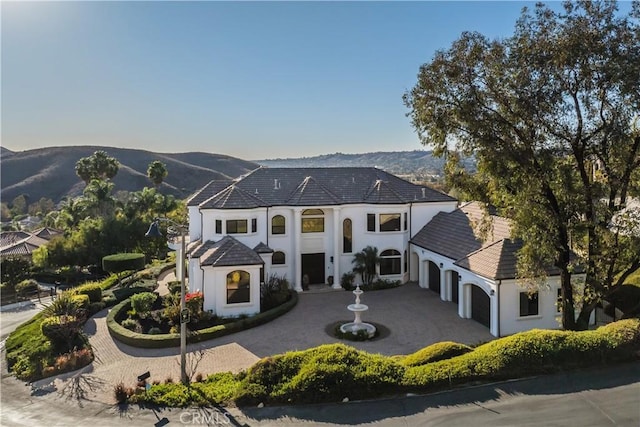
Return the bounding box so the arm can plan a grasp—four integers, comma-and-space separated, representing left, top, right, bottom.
102, 294, 117, 307
121, 318, 139, 331
73, 282, 102, 303
113, 286, 150, 302
102, 253, 146, 274
88, 301, 106, 315
167, 281, 182, 294
130, 292, 157, 315
71, 294, 90, 310
15, 279, 39, 297
341, 272, 355, 290
401, 342, 473, 367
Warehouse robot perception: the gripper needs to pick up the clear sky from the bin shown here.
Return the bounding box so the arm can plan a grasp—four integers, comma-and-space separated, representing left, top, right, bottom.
1, 1, 607, 160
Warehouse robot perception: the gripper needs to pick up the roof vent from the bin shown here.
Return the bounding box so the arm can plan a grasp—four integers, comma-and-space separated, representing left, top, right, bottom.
352, 176, 355, 184
274, 179, 280, 190
255, 188, 259, 194
421, 188, 426, 198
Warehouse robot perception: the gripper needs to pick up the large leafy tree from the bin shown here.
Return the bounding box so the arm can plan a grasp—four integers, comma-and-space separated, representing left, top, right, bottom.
404, 0, 640, 330
147, 160, 168, 188
75, 150, 119, 184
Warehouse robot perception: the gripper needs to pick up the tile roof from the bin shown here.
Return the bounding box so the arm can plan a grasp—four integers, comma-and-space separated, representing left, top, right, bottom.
454, 239, 523, 280
200, 185, 267, 209
253, 242, 274, 254
32, 227, 63, 240
411, 201, 567, 280
196, 236, 265, 267
194, 167, 455, 209
186, 179, 234, 206
0, 232, 50, 257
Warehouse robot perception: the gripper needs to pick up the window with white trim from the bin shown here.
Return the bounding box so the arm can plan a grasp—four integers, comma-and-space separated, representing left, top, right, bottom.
380, 249, 401, 275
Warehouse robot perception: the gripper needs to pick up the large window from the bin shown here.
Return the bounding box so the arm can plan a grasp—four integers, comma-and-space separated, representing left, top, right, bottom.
302, 209, 324, 233
226, 219, 247, 234
227, 270, 250, 304
519, 292, 539, 317
343, 218, 352, 253
273, 251, 286, 265
367, 214, 376, 232
380, 214, 401, 232
380, 249, 401, 275
272, 215, 285, 235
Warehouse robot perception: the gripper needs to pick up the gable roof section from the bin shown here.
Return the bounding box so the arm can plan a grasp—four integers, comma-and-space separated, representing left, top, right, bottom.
454, 239, 522, 280
253, 242, 274, 254
200, 184, 266, 209
198, 236, 264, 267
32, 227, 63, 240
186, 179, 234, 207
285, 175, 342, 206
0, 232, 50, 257
363, 179, 406, 204
195, 167, 454, 209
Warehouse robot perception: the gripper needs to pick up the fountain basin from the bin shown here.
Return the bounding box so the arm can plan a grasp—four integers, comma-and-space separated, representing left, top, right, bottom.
339, 322, 376, 338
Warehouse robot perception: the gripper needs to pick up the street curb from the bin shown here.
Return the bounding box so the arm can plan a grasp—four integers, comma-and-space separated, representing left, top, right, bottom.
0, 300, 35, 313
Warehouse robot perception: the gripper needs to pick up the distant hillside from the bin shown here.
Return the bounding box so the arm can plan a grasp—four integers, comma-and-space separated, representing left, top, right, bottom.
1, 146, 258, 204
256, 150, 475, 177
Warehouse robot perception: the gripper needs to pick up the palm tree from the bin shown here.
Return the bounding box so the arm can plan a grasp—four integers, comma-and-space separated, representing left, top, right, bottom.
352, 246, 380, 286
147, 160, 168, 188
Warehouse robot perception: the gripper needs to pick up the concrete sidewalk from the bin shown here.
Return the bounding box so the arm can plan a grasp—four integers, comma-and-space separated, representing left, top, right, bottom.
34, 282, 493, 404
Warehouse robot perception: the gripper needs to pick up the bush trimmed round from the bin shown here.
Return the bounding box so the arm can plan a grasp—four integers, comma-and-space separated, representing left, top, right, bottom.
102, 253, 146, 274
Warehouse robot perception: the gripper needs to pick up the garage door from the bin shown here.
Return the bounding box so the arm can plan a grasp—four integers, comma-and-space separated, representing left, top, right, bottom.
428, 261, 441, 294
471, 285, 490, 328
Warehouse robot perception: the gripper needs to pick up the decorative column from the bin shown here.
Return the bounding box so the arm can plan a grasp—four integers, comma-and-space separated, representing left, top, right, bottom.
332, 207, 342, 289
293, 208, 303, 292
440, 265, 447, 301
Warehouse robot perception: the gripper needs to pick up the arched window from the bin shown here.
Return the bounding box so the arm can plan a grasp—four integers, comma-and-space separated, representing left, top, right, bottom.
272, 215, 285, 235
226, 270, 250, 304
301, 209, 324, 233
343, 218, 352, 253
380, 249, 401, 275
272, 251, 286, 265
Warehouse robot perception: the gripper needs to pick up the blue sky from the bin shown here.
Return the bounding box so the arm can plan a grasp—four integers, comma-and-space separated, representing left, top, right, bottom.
1, 1, 609, 160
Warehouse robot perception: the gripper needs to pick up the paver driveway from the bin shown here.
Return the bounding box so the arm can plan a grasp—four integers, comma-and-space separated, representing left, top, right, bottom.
37, 282, 493, 403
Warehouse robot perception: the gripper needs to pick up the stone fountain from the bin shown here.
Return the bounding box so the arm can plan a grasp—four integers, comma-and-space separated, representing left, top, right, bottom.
340, 284, 377, 338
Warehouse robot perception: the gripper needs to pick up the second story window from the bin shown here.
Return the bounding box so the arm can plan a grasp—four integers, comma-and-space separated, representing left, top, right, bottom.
367, 214, 376, 232
272, 215, 285, 235
226, 219, 247, 234
301, 209, 324, 233
379, 214, 401, 232
215, 220, 222, 234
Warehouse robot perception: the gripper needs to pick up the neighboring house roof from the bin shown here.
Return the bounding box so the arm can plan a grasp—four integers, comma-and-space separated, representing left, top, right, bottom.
186, 179, 234, 207
0, 231, 32, 248
194, 236, 265, 267
194, 167, 455, 209
0, 232, 50, 257
32, 227, 63, 240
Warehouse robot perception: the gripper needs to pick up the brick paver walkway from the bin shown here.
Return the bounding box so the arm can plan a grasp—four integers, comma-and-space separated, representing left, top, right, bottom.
36, 281, 493, 403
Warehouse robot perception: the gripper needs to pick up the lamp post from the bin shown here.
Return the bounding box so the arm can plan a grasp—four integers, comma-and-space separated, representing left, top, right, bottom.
146, 218, 188, 385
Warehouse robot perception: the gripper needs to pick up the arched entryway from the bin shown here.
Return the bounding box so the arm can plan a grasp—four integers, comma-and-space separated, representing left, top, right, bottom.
471, 284, 490, 328
428, 261, 441, 294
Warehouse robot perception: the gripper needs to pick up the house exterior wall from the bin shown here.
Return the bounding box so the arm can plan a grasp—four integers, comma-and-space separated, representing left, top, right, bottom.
201, 264, 262, 318
192, 200, 456, 291
499, 277, 562, 336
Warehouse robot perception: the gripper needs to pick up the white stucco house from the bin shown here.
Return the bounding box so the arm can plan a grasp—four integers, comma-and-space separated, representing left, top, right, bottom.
184, 166, 583, 336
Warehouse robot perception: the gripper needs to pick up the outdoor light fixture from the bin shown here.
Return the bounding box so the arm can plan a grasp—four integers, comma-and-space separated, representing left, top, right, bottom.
146, 218, 189, 385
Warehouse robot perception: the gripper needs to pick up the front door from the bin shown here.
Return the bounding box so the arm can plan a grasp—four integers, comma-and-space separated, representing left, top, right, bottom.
302, 253, 325, 287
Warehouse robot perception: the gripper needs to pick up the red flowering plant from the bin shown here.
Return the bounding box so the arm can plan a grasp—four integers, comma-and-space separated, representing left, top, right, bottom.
185, 291, 204, 322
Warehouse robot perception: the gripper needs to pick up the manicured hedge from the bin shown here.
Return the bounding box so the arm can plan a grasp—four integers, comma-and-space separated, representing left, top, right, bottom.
106, 291, 298, 348
122, 319, 640, 408
102, 253, 145, 274
72, 283, 102, 303
400, 341, 473, 367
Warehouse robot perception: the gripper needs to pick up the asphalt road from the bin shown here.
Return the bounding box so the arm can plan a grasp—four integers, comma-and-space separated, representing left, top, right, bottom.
1, 298, 639, 426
